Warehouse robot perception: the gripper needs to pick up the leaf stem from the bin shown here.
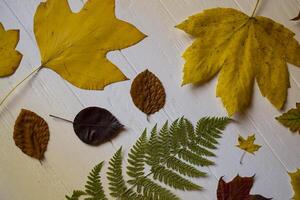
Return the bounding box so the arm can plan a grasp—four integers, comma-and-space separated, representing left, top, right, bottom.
0, 66, 42, 107
251, 0, 261, 17
239, 151, 247, 165
49, 114, 74, 124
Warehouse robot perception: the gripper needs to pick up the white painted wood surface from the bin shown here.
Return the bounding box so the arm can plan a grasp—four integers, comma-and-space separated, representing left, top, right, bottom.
0, 0, 300, 199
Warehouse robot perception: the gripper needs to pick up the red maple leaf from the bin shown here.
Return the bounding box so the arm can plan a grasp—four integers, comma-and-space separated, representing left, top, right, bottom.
217, 175, 272, 200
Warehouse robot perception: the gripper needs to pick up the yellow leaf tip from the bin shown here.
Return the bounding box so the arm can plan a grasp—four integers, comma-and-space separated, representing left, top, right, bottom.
181, 81, 189, 86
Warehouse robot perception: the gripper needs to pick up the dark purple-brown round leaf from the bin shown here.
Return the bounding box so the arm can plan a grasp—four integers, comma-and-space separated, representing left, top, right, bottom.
73, 107, 123, 145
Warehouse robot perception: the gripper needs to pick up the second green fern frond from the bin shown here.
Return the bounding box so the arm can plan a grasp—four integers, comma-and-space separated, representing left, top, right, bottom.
66, 116, 230, 200
65, 162, 107, 200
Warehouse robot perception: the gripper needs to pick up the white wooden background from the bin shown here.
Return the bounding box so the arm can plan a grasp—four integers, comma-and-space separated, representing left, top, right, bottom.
1, 0, 300, 199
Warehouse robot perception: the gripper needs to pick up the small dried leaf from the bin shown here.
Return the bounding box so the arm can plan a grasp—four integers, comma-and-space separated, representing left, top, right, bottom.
236, 134, 261, 155
217, 175, 271, 200
291, 11, 300, 21
14, 109, 49, 160
73, 107, 123, 145
130, 69, 166, 115
276, 103, 300, 133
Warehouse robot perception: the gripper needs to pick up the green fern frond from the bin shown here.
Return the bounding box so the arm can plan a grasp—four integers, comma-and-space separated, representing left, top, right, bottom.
135, 178, 179, 200
201, 132, 219, 144
84, 162, 107, 200
177, 117, 189, 146
65, 162, 107, 200
170, 118, 188, 146
107, 148, 134, 199
146, 125, 165, 166
169, 119, 179, 135
65, 190, 86, 200
127, 127, 177, 200
169, 119, 181, 152
127, 130, 147, 179
194, 117, 230, 149
151, 165, 202, 190
66, 116, 230, 200
178, 149, 215, 166
157, 121, 172, 156
196, 117, 230, 137
188, 142, 216, 157
195, 137, 217, 149
184, 119, 196, 140
165, 156, 206, 178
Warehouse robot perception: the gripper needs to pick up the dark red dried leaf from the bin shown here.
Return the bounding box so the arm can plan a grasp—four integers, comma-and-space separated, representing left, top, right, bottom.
73, 107, 123, 145
249, 195, 272, 200
217, 175, 271, 200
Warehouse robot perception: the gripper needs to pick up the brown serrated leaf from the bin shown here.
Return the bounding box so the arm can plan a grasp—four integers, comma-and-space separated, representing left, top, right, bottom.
73, 107, 123, 146
130, 69, 166, 115
14, 109, 49, 160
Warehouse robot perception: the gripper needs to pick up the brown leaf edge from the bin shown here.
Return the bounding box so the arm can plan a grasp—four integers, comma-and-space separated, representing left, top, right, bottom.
291, 11, 300, 21
249, 195, 272, 200
130, 69, 166, 116
13, 109, 50, 161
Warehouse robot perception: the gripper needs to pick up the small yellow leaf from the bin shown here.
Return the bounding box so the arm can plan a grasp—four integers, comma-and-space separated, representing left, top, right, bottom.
176, 8, 300, 116
289, 169, 300, 200
0, 23, 22, 77
236, 134, 261, 154
34, 0, 146, 90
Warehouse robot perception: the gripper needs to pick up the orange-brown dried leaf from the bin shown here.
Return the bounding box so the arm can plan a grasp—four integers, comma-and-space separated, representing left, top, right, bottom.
130, 70, 166, 115
14, 109, 49, 160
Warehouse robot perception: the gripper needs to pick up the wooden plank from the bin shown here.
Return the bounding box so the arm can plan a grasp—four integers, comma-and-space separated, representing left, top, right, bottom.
0, 0, 299, 199
116, 0, 295, 198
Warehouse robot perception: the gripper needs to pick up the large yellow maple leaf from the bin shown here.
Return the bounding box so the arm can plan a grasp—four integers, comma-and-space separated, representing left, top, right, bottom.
0, 23, 22, 77
34, 0, 145, 90
176, 8, 300, 116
